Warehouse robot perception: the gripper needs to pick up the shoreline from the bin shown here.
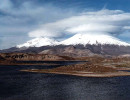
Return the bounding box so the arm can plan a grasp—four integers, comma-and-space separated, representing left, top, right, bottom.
20, 69, 130, 77
116, 67, 130, 71
0, 60, 86, 66
0, 63, 59, 66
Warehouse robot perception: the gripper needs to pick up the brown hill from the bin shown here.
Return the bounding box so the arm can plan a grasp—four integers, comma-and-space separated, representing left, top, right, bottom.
39, 46, 96, 57
0, 53, 75, 61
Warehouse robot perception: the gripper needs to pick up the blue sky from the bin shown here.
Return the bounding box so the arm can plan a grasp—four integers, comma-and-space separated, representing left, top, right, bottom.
0, 0, 130, 49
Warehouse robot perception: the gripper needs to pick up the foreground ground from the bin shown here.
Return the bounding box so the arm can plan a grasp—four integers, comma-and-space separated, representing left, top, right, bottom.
1, 53, 130, 77
20, 56, 130, 77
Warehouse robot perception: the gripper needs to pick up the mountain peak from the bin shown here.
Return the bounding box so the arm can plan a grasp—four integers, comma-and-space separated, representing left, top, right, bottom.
17, 37, 59, 48
17, 34, 130, 48
60, 34, 130, 46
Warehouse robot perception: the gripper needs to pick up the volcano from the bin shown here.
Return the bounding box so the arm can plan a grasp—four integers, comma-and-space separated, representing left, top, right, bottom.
17, 34, 130, 48
60, 34, 130, 46
1, 33, 130, 57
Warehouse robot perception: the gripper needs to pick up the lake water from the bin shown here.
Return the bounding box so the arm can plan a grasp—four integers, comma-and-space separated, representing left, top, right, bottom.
0, 61, 130, 100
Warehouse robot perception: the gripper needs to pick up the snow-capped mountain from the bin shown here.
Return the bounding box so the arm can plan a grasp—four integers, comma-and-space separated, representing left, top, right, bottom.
60, 34, 130, 46
17, 33, 130, 48
17, 37, 59, 48
1, 33, 130, 56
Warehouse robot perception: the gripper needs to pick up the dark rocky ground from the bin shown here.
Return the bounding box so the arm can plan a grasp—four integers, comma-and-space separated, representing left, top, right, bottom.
1, 44, 130, 57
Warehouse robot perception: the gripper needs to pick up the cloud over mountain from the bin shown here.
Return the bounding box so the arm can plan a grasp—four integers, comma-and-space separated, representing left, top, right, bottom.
29, 9, 130, 39
0, 0, 77, 49
0, 0, 130, 49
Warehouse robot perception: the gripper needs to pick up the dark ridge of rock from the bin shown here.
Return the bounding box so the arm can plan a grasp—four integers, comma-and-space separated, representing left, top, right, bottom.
0, 54, 16, 64
0, 55, 5, 61
39, 46, 96, 57
1, 44, 130, 57
0, 53, 75, 61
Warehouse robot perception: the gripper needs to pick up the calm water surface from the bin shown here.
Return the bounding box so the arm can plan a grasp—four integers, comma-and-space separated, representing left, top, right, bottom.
0, 61, 130, 100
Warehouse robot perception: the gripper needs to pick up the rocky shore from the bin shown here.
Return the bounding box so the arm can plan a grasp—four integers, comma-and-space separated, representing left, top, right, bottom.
20, 56, 130, 77
0, 53, 76, 65
1, 53, 130, 77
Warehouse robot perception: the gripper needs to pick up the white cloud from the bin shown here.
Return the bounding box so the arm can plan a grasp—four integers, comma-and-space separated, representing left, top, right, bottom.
0, 0, 77, 33
0, 0, 78, 49
28, 9, 130, 38
124, 26, 130, 29
0, 0, 130, 49
0, 0, 13, 10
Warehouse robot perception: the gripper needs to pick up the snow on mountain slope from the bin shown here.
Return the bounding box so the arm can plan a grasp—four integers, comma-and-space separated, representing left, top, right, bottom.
60, 34, 130, 46
17, 37, 59, 48
17, 33, 130, 48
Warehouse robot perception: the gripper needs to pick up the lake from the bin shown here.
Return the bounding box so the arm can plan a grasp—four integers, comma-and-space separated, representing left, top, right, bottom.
0, 61, 130, 100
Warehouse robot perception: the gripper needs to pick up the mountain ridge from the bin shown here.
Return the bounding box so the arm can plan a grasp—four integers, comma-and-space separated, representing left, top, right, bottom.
1, 33, 130, 57
17, 33, 130, 48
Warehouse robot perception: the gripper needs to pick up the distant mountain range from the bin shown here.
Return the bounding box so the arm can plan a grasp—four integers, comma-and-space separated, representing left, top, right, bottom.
1, 33, 130, 57
17, 34, 130, 48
